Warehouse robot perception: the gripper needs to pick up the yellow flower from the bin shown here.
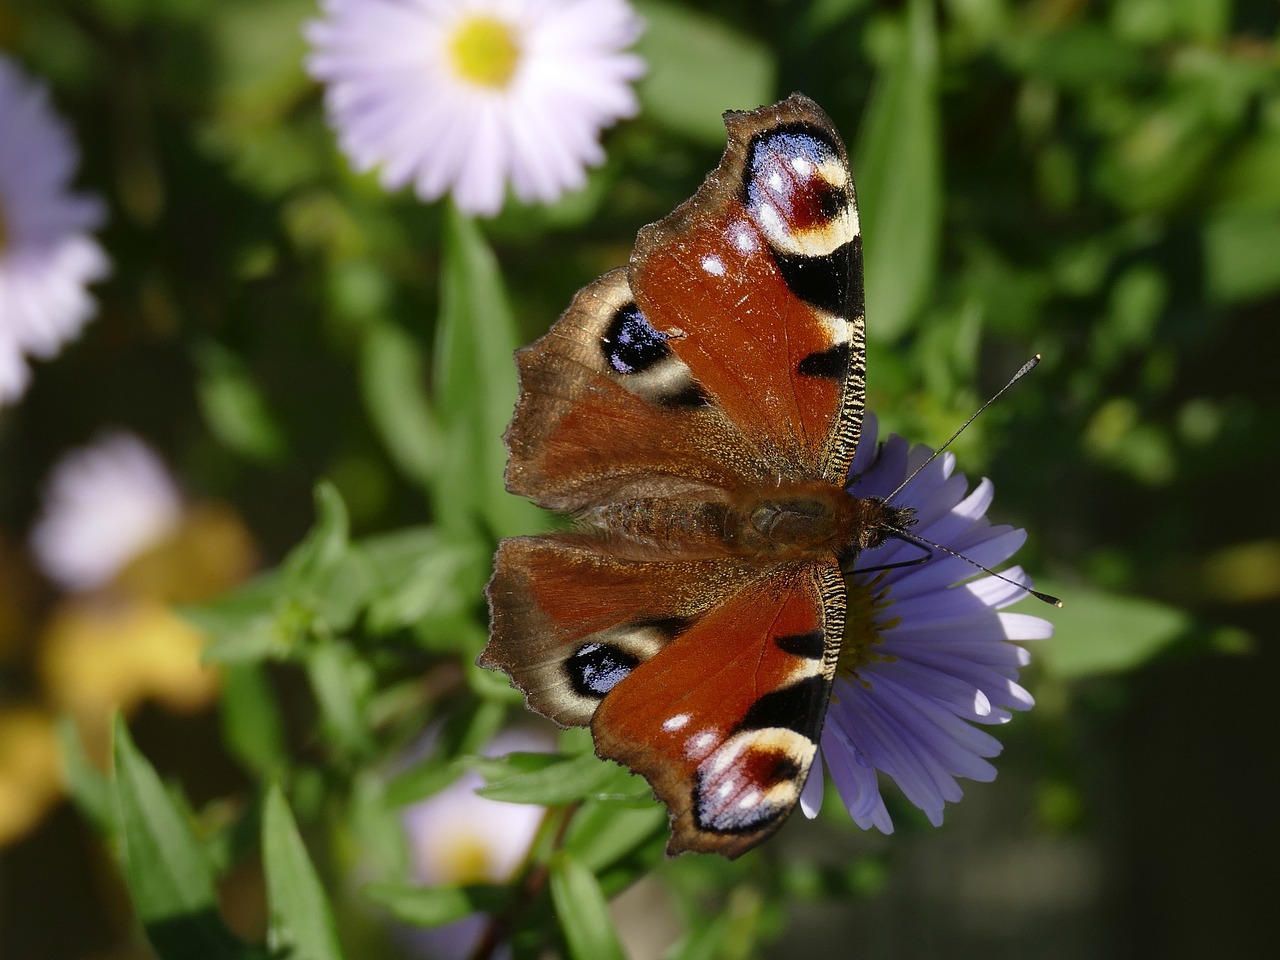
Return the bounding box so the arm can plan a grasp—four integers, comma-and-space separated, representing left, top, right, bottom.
0, 708, 60, 846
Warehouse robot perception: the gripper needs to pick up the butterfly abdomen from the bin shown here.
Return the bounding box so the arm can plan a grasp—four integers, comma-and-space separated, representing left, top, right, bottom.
578, 497, 734, 553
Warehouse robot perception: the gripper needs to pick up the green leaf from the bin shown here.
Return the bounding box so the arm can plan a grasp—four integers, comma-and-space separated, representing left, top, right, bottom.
364, 528, 488, 635
468, 750, 567, 780
207, 0, 313, 128
285, 482, 350, 592
111, 716, 245, 959
435, 206, 542, 539
346, 770, 412, 883
549, 852, 626, 960
262, 785, 346, 960
856, 0, 941, 340
384, 757, 467, 809
283, 483, 377, 633
667, 912, 734, 960
384, 698, 506, 807
1205, 208, 1280, 305
476, 753, 619, 805
564, 801, 668, 873
1008, 23, 1147, 87
634, 0, 775, 144
194, 343, 286, 463
182, 570, 291, 664
363, 883, 506, 928
56, 717, 114, 837
306, 642, 375, 758
360, 321, 442, 489
219, 664, 287, 777
1035, 585, 1244, 679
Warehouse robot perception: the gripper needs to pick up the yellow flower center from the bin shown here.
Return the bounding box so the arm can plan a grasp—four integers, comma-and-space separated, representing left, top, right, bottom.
449, 15, 522, 88
436, 833, 497, 885
836, 573, 900, 682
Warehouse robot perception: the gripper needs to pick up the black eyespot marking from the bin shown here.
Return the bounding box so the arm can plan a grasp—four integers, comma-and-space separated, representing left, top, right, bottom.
775, 630, 825, 660
601, 302, 669, 375
773, 237, 862, 318
693, 745, 801, 834
737, 676, 827, 738
742, 123, 842, 213
567, 642, 638, 698
798, 342, 850, 381
755, 751, 803, 787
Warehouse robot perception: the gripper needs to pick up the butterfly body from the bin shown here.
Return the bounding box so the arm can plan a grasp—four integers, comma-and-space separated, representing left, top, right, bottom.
578, 482, 910, 564
481, 94, 909, 857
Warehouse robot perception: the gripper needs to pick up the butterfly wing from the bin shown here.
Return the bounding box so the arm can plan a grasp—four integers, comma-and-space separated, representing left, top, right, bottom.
504, 268, 769, 514
483, 534, 758, 726
484, 535, 844, 858
631, 93, 866, 482
505, 95, 865, 514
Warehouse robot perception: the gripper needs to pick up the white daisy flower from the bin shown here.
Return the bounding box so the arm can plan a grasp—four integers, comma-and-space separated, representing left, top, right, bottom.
30, 432, 183, 593
0, 55, 109, 405
400, 728, 552, 958
403, 729, 550, 887
801, 414, 1055, 833
305, 0, 646, 216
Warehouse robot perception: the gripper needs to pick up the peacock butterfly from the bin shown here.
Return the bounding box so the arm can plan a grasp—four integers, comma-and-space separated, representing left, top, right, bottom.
479, 94, 918, 858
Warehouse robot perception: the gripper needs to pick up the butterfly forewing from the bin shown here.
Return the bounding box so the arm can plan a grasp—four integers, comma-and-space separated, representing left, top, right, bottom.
503, 269, 769, 513
630, 95, 866, 483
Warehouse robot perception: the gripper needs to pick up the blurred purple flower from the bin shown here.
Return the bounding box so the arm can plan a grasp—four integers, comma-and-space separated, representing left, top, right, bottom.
400, 728, 552, 959
30, 432, 182, 592
305, 0, 646, 217
0, 55, 108, 405
800, 415, 1054, 833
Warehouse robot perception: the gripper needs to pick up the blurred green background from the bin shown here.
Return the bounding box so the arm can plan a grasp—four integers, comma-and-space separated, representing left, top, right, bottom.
1, 0, 1278, 958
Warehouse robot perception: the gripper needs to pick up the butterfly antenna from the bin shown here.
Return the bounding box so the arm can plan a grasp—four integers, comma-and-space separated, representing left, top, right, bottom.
883, 524, 1063, 607
884, 355, 1042, 506
877, 355, 1060, 608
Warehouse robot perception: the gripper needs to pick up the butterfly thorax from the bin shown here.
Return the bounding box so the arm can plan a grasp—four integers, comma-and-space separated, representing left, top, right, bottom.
578, 481, 914, 563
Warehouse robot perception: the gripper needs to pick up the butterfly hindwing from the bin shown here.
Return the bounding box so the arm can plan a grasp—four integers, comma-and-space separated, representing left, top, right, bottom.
592, 558, 845, 858
483, 534, 846, 859
483, 534, 765, 726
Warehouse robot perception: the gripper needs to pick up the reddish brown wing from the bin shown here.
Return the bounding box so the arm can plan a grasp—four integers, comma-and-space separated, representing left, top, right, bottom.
483, 535, 844, 859
504, 95, 865, 513
503, 269, 769, 514
482, 534, 766, 727
631, 94, 866, 483
593, 559, 844, 858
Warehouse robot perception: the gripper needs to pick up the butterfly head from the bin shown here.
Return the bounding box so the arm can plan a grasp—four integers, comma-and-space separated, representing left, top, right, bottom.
857, 498, 917, 552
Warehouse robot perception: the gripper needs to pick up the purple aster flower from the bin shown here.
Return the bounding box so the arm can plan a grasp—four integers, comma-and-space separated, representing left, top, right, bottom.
30, 432, 182, 592
399, 728, 552, 959
305, 0, 646, 216
799, 414, 1054, 833
0, 55, 109, 405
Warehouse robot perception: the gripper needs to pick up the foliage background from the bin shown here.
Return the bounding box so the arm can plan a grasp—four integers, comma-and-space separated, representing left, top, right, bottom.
1, 0, 1278, 958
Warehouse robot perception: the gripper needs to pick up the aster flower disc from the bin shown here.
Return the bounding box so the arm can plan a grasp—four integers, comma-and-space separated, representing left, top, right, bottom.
802, 415, 1054, 833
306, 0, 646, 216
